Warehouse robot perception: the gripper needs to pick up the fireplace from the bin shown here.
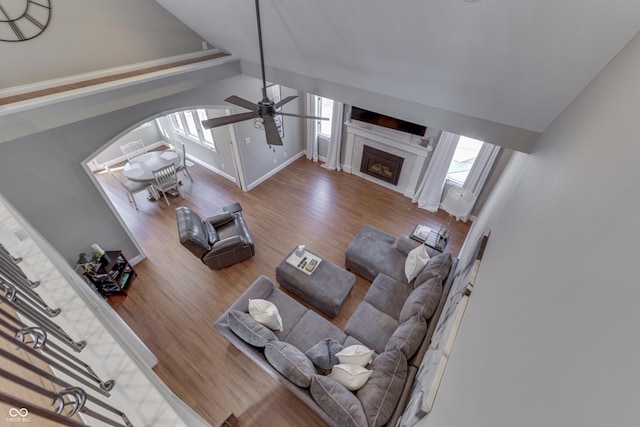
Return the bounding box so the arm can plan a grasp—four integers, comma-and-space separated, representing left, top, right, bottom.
360, 145, 404, 185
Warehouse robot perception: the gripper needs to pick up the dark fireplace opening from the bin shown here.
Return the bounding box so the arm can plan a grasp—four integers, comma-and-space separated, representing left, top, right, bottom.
360, 145, 404, 186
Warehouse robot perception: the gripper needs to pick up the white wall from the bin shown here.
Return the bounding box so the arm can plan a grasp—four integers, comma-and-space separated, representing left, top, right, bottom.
1, 0, 204, 88
156, 110, 238, 181
92, 122, 165, 168
423, 31, 640, 427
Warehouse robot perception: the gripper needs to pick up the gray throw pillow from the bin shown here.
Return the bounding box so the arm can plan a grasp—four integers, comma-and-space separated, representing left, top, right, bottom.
265, 341, 316, 388
310, 375, 368, 427
399, 277, 443, 323
305, 338, 344, 371
227, 309, 277, 348
413, 252, 452, 288
356, 348, 408, 427
385, 313, 428, 359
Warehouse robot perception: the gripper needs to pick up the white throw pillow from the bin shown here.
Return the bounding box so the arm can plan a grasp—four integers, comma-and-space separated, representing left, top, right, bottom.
248, 299, 283, 332
328, 363, 372, 391
405, 244, 430, 282
336, 345, 374, 367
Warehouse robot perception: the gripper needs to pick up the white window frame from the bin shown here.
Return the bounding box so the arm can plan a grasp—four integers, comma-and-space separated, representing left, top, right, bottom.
445, 136, 484, 187
167, 109, 217, 152
316, 96, 334, 141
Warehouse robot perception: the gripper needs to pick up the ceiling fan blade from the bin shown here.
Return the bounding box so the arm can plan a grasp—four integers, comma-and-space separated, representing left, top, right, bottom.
201, 111, 259, 129
278, 112, 330, 121
275, 95, 298, 109
262, 115, 283, 146
225, 95, 258, 111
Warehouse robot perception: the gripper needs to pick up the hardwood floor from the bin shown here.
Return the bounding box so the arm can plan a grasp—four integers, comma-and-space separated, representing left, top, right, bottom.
95, 156, 471, 426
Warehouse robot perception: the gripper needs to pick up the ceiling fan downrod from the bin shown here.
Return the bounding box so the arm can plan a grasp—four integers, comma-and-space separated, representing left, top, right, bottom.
255, 0, 268, 101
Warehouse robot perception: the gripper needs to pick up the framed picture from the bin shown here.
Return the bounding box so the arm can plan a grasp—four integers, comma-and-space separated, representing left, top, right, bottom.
266, 84, 284, 138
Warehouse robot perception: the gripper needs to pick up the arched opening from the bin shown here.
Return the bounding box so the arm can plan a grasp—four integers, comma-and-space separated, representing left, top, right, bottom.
82, 105, 244, 260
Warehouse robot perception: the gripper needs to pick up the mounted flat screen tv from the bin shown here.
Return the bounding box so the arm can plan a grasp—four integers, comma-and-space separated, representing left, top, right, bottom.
351, 106, 427, 136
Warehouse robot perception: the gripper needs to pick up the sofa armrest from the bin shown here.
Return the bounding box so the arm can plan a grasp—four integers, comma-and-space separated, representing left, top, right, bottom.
395, 235, 421, 255
396, 235, 443, 258
227, 275, 277, 313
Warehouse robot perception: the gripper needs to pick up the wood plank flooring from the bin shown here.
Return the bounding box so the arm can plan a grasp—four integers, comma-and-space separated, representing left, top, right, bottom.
95, 156, 471, 426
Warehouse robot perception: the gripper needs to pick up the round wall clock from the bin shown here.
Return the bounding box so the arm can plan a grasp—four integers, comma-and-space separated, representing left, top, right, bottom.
0, 0, 51, 42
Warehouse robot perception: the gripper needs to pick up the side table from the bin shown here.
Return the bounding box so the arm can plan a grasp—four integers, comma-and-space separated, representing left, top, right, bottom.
410, 224, 447, 252
78, 250, 136, 297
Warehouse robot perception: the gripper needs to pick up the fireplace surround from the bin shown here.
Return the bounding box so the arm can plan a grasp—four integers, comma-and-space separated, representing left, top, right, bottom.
344, 121, 434, 198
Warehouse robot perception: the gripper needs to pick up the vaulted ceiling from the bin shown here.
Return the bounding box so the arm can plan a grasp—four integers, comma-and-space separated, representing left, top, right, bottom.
156, 0, 640, 152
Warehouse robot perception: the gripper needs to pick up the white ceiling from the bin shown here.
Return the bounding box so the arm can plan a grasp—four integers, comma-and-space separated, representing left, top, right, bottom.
156, 0, 640, 144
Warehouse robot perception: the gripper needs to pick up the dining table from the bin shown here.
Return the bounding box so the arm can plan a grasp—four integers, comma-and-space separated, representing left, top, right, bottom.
123, 150, 181, 182
123, 150, 182, 199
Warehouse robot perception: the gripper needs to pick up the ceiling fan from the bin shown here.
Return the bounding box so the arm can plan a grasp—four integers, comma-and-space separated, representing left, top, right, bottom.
200, 0, 328, 146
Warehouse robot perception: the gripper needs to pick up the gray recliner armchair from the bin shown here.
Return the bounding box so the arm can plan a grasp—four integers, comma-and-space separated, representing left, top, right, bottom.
175, 205, 255, 270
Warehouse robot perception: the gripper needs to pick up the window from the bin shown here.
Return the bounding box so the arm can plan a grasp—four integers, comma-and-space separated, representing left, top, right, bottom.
183, 110, 199, 138
317, 97, 334, 138
167, 109, 217, 152
196, 109, 215, 146
170, 113, 184, 133
446, 136, 484, 186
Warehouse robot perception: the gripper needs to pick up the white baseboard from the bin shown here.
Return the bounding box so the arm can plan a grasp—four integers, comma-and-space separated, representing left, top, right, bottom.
185, 153, 237, 183
247, 151, 306, 191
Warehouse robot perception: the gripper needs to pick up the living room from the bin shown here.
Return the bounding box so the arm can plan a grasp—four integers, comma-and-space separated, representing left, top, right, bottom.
1, 1, 640, 426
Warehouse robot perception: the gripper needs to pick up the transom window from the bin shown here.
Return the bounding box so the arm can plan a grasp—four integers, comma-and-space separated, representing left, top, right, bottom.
168, 109, 216, 151
446, 136, 484, 186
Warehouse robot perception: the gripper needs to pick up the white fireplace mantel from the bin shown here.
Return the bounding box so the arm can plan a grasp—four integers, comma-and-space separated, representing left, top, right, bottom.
343, 121, 433, 198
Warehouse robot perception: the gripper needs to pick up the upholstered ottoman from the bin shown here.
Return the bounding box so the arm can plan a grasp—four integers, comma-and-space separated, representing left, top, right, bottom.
275, 248, 355, 318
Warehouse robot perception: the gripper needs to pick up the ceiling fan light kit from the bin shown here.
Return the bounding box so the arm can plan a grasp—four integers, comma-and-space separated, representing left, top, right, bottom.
200, 0, 327, 147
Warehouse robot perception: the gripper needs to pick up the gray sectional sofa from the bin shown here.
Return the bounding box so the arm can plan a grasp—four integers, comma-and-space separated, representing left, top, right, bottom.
214, 226, 457, 427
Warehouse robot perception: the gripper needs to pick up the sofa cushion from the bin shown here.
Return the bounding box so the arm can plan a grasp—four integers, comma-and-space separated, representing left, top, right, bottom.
204, 221, 219, 245
336, 345, 374, 367
399, 277, 443, 323
364, 273, 413, 320
310, 375, 368, 427
264, 341, 316, 388
413, 252, 452, 288
305, 338, 343, 371
343, 335, 368, 349
263, 289, 308, 340
404, 244, 430, 282
286, 310, 347, 353
227, 310, 278, 348
328, 363, 373, 391
357, 348, 408, 427
385, 313, 428, 359
344, 302, 399, 354
248, 299, 283, 331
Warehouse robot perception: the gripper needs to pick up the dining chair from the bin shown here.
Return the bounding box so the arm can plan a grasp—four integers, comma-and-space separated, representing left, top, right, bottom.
152, 163, 182, 206
120, 139, 147, 162
174, 140, 194, 182
106, 166, 152, 210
